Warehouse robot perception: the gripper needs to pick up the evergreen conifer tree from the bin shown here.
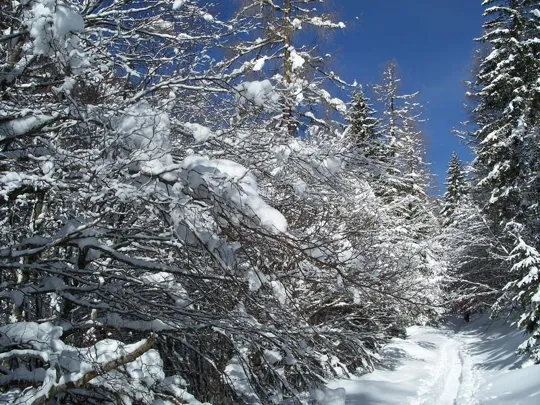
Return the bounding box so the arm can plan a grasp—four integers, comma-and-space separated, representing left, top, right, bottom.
472, 0, 540, 229
369, 63, 443, 315
469, 0, 540, 358
373, 63, 432, 230
345, 87, 380, 154
504, 228, 540, 361
441, 152, 469, 227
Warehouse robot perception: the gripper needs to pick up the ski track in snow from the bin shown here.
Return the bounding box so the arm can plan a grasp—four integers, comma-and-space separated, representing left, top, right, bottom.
455, 334, 478, 405
327, 316, 540, 405
409, 331, 476, 405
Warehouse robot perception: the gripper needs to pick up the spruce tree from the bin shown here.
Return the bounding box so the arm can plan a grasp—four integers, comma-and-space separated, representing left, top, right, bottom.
469, 0, 540, 357
472, 0, 540, 229
373, 62, 401, 158
441, 152, 468, 227
369, 63, 443, 317
504, 228, 540, 361
345, 87, 380, 153
373, 63, 431, 226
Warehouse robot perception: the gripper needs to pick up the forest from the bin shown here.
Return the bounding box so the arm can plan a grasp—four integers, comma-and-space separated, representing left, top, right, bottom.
0, 0, 539, 404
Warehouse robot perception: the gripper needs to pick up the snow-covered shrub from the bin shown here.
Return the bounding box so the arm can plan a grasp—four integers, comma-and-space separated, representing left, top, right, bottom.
0, 0, 447, 403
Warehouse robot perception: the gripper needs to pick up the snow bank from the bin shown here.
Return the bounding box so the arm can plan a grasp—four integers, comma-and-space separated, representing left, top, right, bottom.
454, 315, 540, 404
310, 387, 346, 405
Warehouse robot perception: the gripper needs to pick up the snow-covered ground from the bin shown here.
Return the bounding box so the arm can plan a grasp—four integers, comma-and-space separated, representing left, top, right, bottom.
326, 315, 540, 405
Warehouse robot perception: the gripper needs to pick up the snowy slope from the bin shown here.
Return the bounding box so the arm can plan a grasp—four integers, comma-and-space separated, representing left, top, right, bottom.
326, 315, 540, 405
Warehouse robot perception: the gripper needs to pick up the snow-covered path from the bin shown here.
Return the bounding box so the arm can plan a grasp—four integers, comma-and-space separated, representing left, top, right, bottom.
327, 316, 540, 405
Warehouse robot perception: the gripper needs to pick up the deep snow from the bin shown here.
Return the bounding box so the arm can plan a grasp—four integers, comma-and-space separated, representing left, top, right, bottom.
326, 315, 540, 405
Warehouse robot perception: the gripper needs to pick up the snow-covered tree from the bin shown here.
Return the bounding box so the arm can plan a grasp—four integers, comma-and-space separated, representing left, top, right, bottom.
0, 0, 308, 402
372, 62, 408, 159
500, 223, 540, 361
371, 63, 434, 236
471, 0, 540, 230
339, 86, 387, 192
227, 0, 348, 136
441, 152, 469, 227
337, 65, 445, 324
0, 1, 450, 402
441, 195, 505, 314
462, 0, 540, 354
439, 156, 499, 313
344, 87, 380, 151
372, 63, 428, 197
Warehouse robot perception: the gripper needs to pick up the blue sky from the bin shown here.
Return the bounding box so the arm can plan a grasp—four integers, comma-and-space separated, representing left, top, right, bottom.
331, 1, 485, 193
216, 1, 485, 192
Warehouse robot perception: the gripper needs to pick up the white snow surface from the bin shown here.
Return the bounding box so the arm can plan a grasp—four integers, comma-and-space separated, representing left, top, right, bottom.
115, 101, 174, 181
225, 352, 262, 404
289, 47, 305, 71
0, 114, 54, 140
327, 315, 540, 405
252, 57, 267, 71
